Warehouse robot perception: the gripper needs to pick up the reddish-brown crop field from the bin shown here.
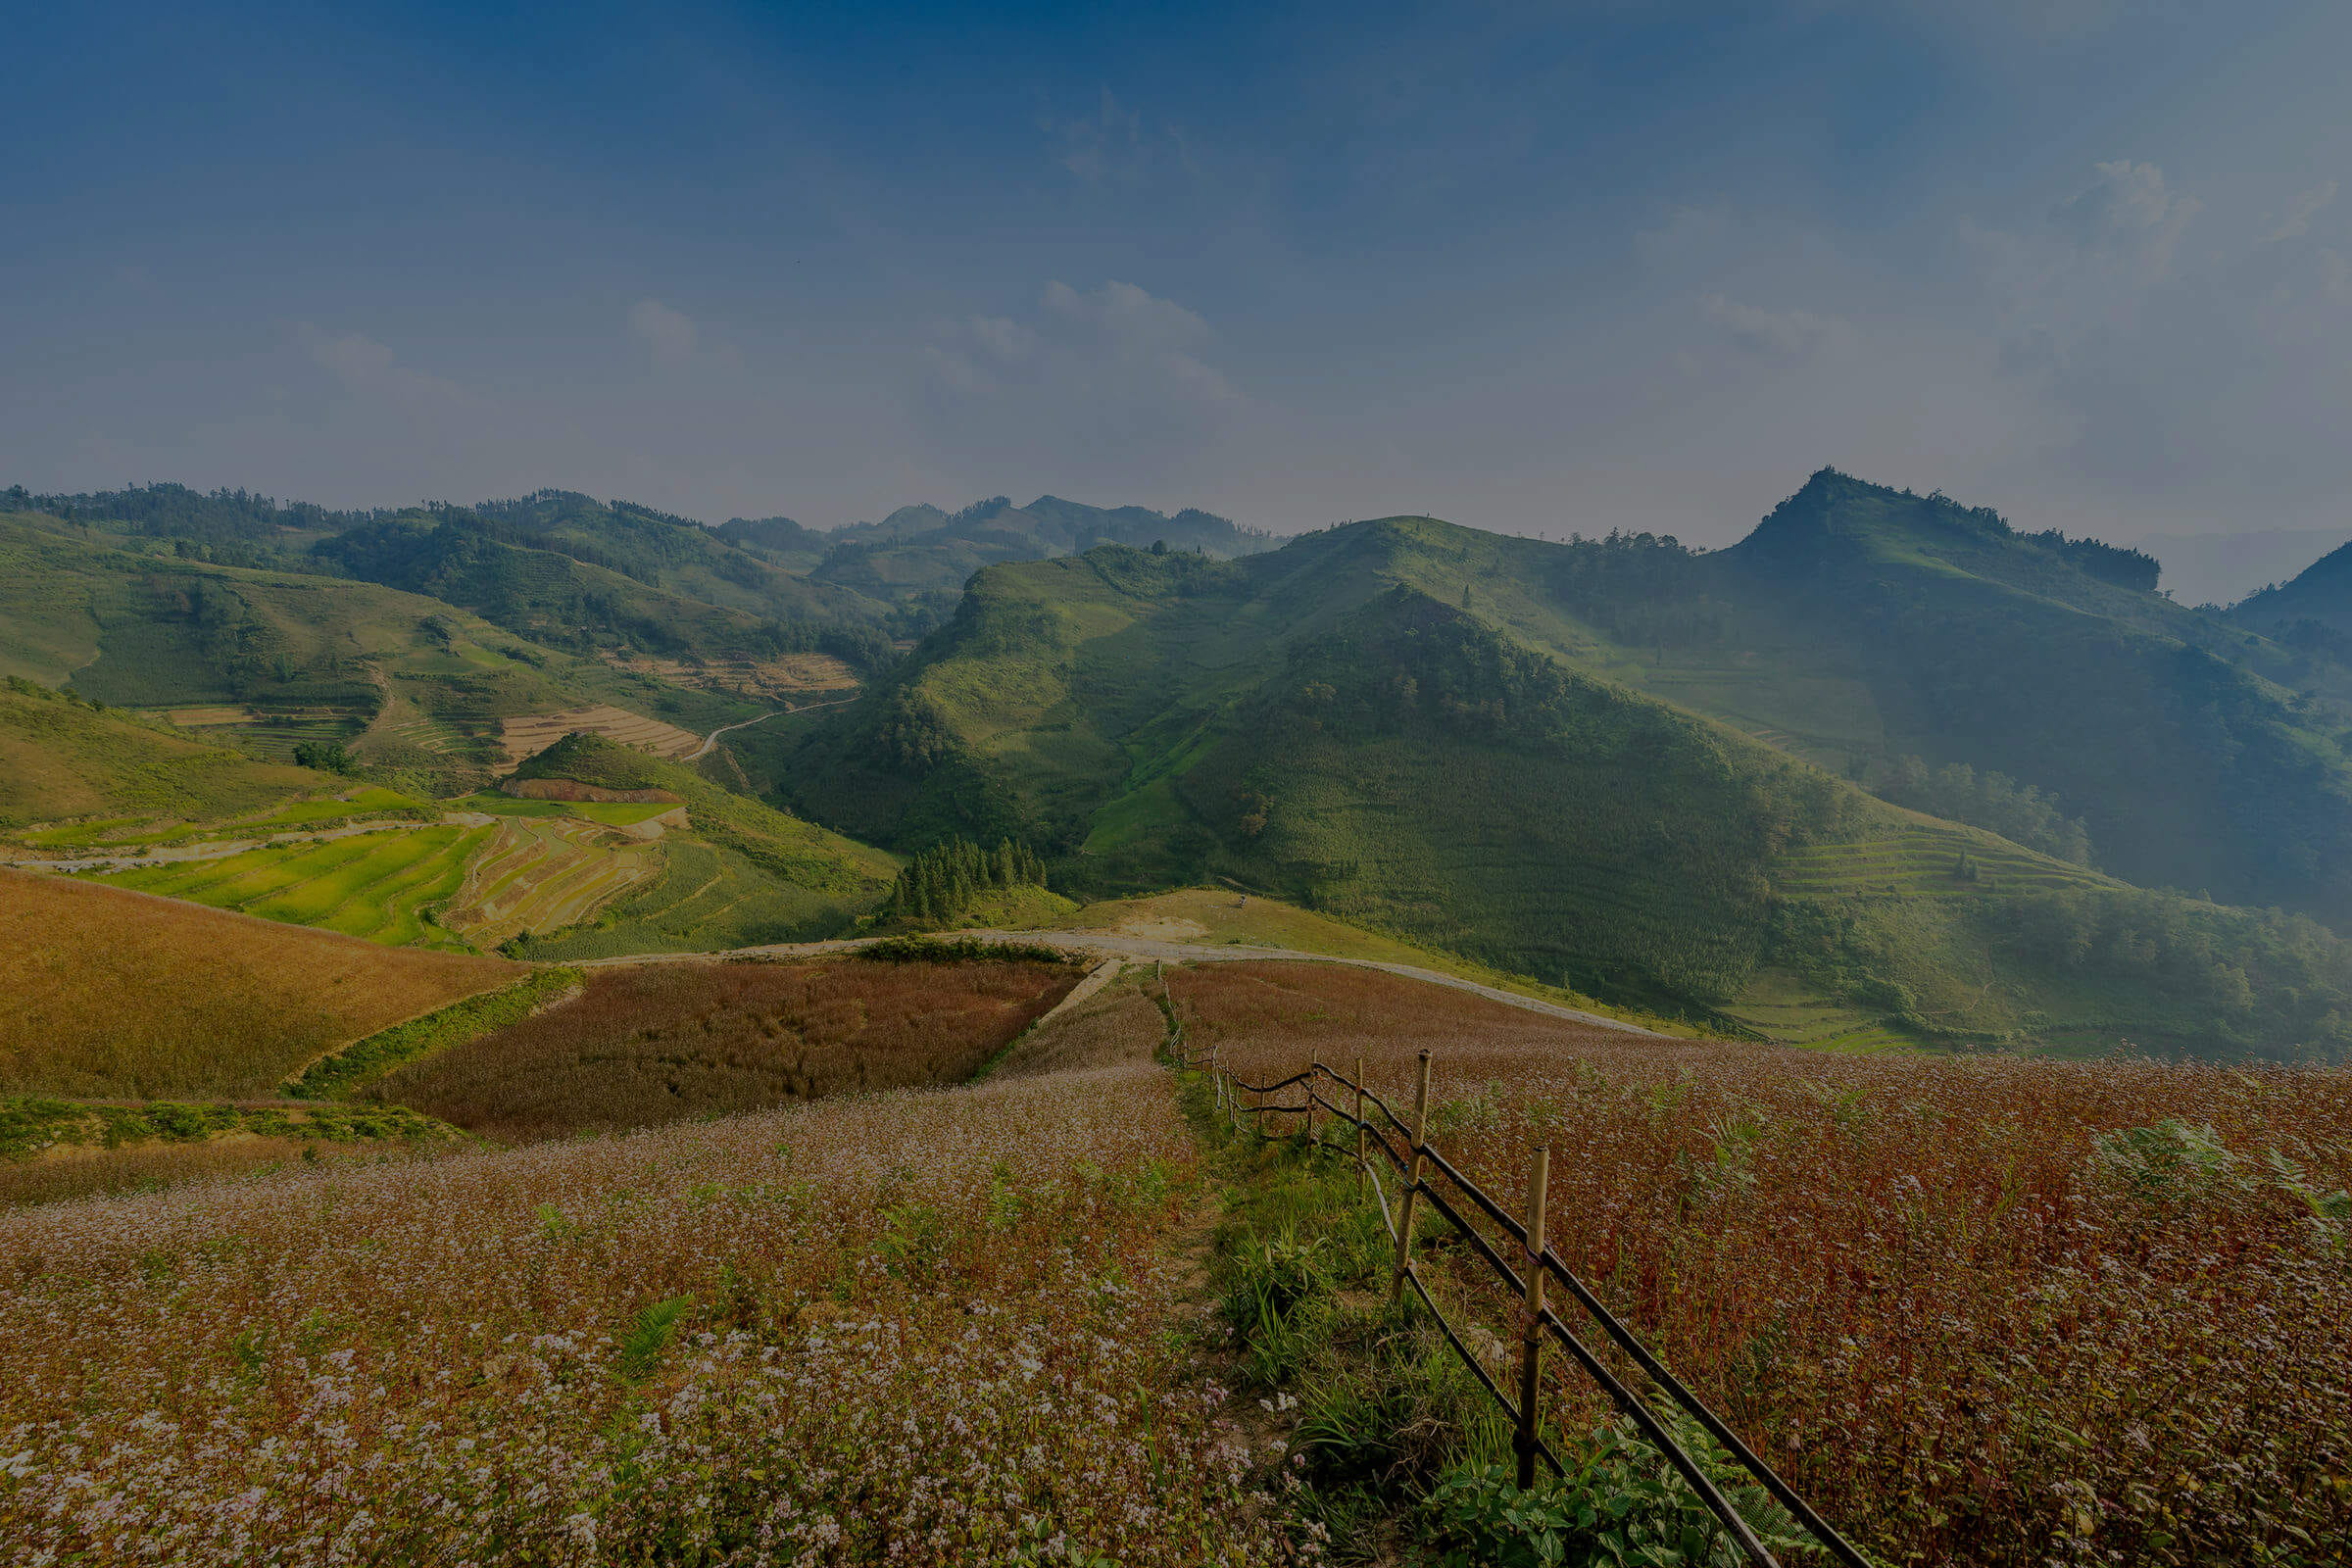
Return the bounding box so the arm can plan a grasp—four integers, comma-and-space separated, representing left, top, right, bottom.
373, 957, 1082, 1141
0, 869, 515, 1098
1172, 961, 2352, 1566
0, 1063, 1307, 1564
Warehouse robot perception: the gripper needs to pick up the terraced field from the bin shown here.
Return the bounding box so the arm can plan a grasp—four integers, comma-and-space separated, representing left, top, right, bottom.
1722, 968, 1922, 1053
147, 704, 371, 763
520, 839, 855, 957
602, 651, 861, 699
1778, 822, 2108, 899
450, 792, 679, 828
438, 815, 659, 948
21, 786, 423, 849
497, 705, 702, 770
92, 824, 492, 951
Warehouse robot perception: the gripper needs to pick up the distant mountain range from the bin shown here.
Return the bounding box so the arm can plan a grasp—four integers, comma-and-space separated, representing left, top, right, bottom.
17, 467, 2352, 1059
760, 469, 2352, 1056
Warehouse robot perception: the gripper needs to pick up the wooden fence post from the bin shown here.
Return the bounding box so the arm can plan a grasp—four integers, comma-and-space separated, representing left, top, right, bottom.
1352, 1054, 1366, 1194
1516, 1143, 1551, 1491
1303, 1062, 1317, 1147
1388, 1050, 1434, 1306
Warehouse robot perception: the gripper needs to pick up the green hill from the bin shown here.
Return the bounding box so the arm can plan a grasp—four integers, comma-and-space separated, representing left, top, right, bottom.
313, 506, 894, 664
774, 514, 2352, 1058
0, 677, 341, 831
1652, 470, 2352, 919
783, 494, 1275, 604
0, 513, 756, 784
503, 732, 898, 954
2230, 536, 2352, 651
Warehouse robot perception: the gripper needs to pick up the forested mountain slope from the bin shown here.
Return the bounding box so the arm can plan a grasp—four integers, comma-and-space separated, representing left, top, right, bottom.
1657, 471, 2352, 918
770, 509, 2352, 1057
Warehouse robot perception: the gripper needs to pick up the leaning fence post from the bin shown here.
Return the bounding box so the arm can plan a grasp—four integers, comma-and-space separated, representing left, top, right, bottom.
1515, 1143, 1552, 1491
1352, 1054, 1366, 1194
1388, 1050, 1434, 1306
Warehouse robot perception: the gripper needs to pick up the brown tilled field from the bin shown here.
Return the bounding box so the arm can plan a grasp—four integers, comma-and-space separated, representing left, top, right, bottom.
374, 957, 1082, 1140
1171, 960, 2352, 1565
0, 869, 516, 1098
602, 651, 862, 699
495, 705, 703, 771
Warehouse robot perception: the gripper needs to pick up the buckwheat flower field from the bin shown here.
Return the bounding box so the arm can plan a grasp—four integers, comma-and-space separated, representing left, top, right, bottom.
1175, 962, 2352, 1567
0, 1061, 1307, 1565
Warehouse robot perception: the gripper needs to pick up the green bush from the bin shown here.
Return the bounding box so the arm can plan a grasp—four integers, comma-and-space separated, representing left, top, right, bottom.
1420, 1415, 1821, 1568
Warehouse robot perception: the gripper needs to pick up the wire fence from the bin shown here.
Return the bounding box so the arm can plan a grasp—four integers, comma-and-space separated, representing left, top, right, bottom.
1157, 979, 1871, 1568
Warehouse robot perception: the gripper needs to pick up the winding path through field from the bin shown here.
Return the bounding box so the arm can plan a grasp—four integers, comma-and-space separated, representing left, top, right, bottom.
2, 814, 497, 874
575, 928, 1665, 1036
685, 695, 860, 761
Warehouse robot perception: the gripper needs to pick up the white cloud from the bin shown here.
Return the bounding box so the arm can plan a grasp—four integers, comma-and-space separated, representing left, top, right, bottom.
2262, 180, 2338, 244
2050, 160, 2201, 268
627, 298, 700, 367
1697, 293, 1847, 364
298, 326, 469, 411
1045, 88, 1199, 188
919, 280, 1247, 485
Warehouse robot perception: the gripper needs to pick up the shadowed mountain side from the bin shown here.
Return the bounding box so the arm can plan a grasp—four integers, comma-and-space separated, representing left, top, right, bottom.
768, 506, 2352, 1057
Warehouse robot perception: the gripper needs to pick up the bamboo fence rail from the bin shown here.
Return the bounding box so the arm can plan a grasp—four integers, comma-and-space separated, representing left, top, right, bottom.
1164, 1003, 1871, 1568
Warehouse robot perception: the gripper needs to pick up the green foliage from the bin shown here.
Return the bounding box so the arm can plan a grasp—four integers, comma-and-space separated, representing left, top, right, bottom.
854, 935, 1071, 965
291, 738, 355, 775
1989, 887, 2352, 1060
1420, 1417, 1821, 1568
877, 834, 1049, 926
1867, 755, 2092, 865
286, 967, 580, 1099
514, 841, 859, 958
1185, 591, 1862, 1009
614, 1294, 697, 1380
0, 1095, 454, 1160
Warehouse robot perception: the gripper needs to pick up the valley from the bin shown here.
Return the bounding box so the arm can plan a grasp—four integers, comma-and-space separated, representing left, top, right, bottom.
8, 468, 2352, 1564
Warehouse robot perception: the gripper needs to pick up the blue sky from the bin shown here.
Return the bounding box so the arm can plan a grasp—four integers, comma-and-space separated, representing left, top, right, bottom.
6, 0, 2349, 553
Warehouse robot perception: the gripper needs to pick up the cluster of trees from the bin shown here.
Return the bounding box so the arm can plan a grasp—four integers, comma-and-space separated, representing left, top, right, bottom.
292, 739, 356, 774
878, 837, 1048, 926
1990, 887, 2352, 1060
2020, 529, 2163, 592
5, 481, 376, 544
1867, 755, 2094, 865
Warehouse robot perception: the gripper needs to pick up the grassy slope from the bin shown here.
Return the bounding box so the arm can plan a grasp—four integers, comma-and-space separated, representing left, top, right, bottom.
784, 524, 2352, 1055
0, 681, 341, 830
1626, 473, 2352, 916
94, 824, 494, 952
507, 732, 899, 951
314, 512, 881, 660
0, 513, 758, 783
1031, 887, 1704, 1033
0, 868, 514, 1097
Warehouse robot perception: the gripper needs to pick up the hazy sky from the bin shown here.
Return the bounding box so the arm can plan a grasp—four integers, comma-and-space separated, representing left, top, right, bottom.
6, 1, 2350, 549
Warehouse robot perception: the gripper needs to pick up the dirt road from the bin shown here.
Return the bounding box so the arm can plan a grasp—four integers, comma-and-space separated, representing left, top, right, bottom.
575, 927, 1664, 1037
685, 696, 859, 761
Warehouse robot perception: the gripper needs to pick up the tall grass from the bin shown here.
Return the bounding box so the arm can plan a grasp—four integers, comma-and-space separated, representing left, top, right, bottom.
1175, 960, 2352, 1566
